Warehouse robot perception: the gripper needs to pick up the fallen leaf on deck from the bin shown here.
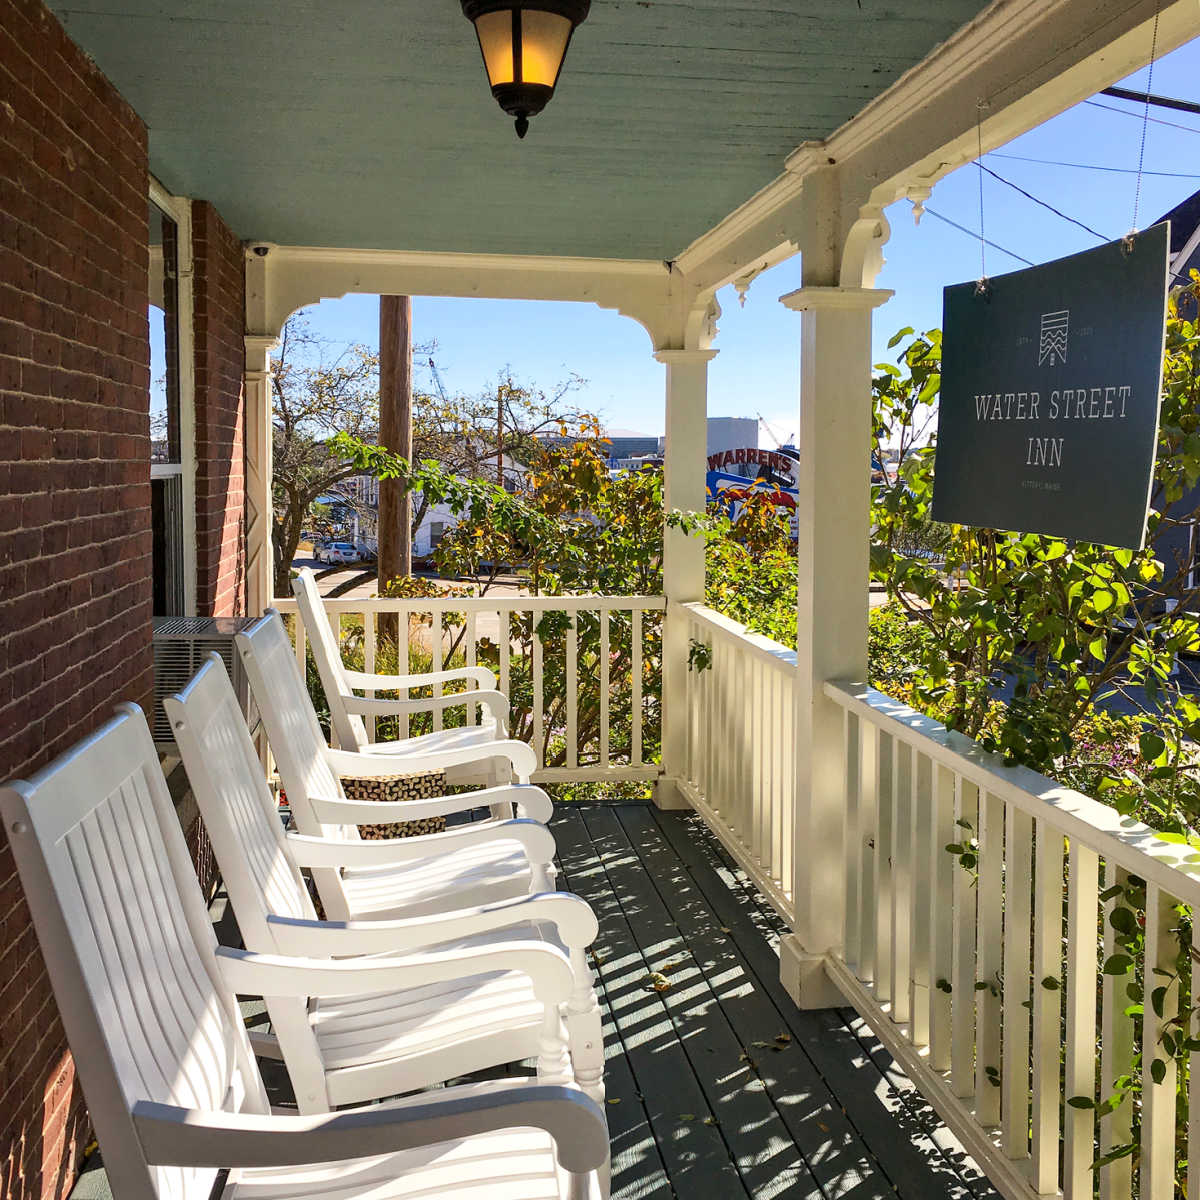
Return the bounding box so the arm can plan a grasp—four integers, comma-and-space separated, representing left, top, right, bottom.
643, 971, 672, 992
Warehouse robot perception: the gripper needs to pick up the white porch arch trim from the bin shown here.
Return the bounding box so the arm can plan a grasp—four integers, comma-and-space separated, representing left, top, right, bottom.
673, 0, 1200, 294
245, 245, 677, 348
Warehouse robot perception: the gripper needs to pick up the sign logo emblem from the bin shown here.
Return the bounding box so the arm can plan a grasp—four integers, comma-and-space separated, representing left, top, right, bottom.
1038, 309, 1069, 367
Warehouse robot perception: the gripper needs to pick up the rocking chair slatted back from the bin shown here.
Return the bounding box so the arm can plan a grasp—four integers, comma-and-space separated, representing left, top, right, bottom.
292, 567, 371, 752
163, 655, 316, 946
165, 657, 339, 1109
236, 611, 358, 843
0, 705, 267, 1200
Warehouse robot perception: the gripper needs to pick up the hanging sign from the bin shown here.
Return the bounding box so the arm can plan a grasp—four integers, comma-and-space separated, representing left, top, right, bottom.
931, 223, 1170, 548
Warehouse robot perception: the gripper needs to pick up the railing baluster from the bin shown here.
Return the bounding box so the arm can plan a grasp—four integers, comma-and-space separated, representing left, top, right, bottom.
773, 667, 785, 887
874, 731, 894, 1005
598, 611, 609, 768
532, 613, 544, 770
1190, 954, 1200, 1200
357, 609, 375, 742
397, 608, 409, 739
951, 776, 977, 1099
464, 610, 477, 726
754, 658, 767, 866
631, 607, 643, 767
1099, 863, 1133, 1200
929, 763, 954, 1073
1141, 881, 1178, 1200
565, 613, 578, 770
843, 707, 860, 970
710, 638, 720, 806
910, 750, 932, 1048
293, 613, 307, 672
1001, 804, 1033, 1159
890, 738, 912, 1025
857, 717, 878, 984
700, 628, 705, 806
1031, 819, 1064, 1194
1064, 842, 1099, 1200
974, 790, 1003, 1127
499, 607, 511, 705
431, 611, 444, 732
326, 608, 342, 748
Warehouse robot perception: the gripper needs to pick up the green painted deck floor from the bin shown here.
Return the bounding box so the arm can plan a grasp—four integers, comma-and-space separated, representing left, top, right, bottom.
72, 803, 998, 1200
558, 804, 997, 1200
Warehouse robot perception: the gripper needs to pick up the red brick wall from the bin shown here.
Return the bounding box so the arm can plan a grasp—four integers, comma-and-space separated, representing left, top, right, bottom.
0, 1, 152, 1197
192, 203, 246, 617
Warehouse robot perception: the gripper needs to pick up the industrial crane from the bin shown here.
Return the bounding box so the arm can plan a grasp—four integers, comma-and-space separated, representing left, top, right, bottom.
427, 357, 450, 404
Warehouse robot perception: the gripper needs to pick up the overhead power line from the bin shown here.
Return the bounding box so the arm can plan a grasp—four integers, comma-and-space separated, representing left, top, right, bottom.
1085, 98, 1200, 136
989, 152, 1200, 180
915, 204, 1035, 267
977, 163, 1109, 242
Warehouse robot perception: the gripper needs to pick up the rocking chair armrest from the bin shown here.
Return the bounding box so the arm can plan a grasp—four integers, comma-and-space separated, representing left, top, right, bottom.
340, 688, 510, 728
323, 739, 536, 782
133, 1079, 608, 1173
214, 941, 572, 1003
309, 782, 552, 824
284, 817, 556, 867
265, 889, 598, 955
343, 665, 497, 692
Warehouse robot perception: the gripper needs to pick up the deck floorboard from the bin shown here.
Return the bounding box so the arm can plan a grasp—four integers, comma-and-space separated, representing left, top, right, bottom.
555, 803, 996, 1200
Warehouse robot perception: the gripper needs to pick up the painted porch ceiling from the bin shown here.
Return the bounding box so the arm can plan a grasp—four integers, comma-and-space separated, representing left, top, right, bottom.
48, 1, 993, 261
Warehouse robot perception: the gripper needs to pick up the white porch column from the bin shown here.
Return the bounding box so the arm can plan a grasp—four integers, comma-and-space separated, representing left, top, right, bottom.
778, 285, 891, 1008
244, 334, 276, 615
654, 347, 717, 810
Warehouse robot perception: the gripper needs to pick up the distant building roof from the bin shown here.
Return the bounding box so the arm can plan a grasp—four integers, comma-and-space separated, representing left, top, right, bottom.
1154, 186, 1200, 259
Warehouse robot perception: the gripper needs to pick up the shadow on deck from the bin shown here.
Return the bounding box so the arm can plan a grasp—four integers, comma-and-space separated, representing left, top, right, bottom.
567, 804, 998, 1200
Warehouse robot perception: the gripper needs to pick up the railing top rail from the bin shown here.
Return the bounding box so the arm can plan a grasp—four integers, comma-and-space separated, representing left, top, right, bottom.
678, 602, 797, 670
272, 594, 666, 614
826, 679, 1200, 906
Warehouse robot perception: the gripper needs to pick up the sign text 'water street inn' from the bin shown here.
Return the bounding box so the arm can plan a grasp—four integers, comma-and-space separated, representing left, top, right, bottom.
932, 225, 1170, 549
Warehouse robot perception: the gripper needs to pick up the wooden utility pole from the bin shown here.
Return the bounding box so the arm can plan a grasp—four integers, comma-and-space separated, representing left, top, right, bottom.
497, 386, 504, 486
379, 296, 412, 641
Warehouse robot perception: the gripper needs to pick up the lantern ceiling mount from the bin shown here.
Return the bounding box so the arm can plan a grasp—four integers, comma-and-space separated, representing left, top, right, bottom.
461, 0, 591, 139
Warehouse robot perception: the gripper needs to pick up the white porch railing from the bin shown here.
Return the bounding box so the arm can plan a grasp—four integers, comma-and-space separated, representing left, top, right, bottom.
272, 593, 664, 784
275, 584, 1200, 1197
825, 681, 1200, 1200
675, 602, 796, 924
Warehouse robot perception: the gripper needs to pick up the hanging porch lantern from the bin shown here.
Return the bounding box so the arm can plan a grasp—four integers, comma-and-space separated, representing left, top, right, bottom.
461, 1, 591, 138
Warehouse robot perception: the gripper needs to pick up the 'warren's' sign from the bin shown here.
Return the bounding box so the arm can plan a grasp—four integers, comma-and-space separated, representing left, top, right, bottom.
931, 224, 1170, 549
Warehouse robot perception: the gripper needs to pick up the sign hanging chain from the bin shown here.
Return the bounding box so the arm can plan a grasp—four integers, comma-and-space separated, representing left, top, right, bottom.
975, 100, 989, 293
1129, 0, 1162, 242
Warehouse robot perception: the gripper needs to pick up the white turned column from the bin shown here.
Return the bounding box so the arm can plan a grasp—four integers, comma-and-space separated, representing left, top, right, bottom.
654, 347, 717, 810
244, 334, 275, 615
778, 286, 892, 1008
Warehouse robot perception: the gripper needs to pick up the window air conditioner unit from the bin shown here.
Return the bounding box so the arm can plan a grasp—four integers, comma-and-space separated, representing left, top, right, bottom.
151, 616, 260, 748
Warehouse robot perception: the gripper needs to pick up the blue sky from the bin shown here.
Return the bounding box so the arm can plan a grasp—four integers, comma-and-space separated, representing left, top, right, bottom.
300, 39, 1200, 444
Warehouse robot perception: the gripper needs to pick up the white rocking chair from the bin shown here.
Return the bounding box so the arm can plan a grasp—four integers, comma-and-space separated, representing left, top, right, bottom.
0, 705, 608, 1200
293, 568, 516, 784
166, 657, 604, 1111
238, 612, 556, 920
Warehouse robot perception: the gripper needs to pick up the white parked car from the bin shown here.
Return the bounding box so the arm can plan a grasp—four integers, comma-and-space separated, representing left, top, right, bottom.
315, 541, 361, 565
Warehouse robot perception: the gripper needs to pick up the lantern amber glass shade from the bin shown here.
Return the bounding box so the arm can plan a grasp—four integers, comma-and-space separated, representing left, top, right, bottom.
473, 9, 573, 89
517, 11, 572, 86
